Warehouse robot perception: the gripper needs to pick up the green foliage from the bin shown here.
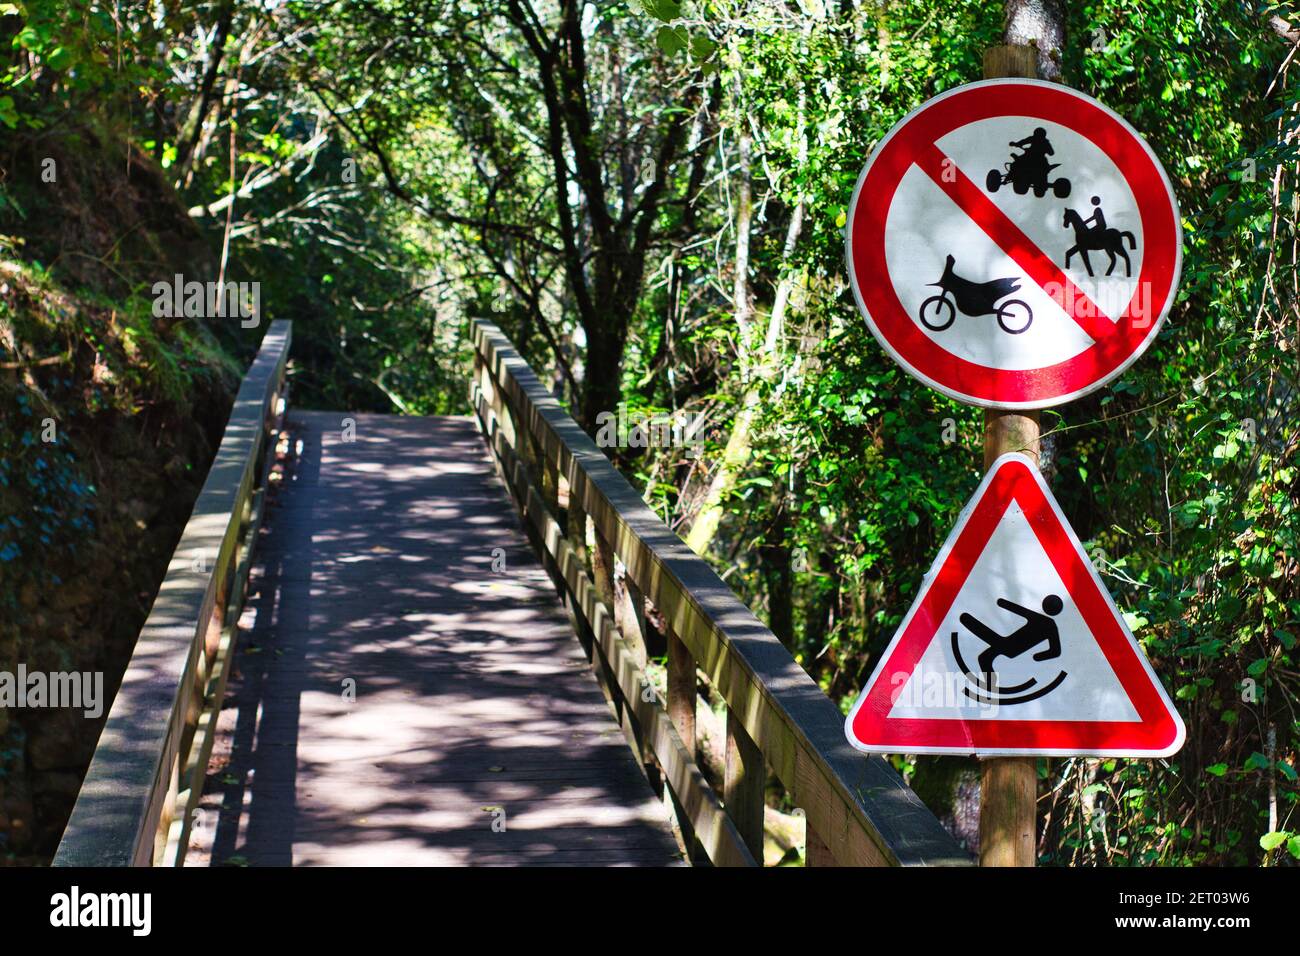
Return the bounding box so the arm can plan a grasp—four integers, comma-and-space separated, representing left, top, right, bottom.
629, 0, 1298, 865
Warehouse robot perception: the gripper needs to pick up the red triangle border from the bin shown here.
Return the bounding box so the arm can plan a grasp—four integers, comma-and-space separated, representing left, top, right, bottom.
845, 454, 1185, 757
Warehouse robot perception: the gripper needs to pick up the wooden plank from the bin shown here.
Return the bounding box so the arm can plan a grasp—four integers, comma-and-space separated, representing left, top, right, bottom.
53, 321, 292, 867
805, 820, 836, 867
471, 318, 971, 867
182, 412, 682, 867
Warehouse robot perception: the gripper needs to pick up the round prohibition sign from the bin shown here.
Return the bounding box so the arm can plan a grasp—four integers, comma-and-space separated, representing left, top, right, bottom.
845, 79, 1182, 409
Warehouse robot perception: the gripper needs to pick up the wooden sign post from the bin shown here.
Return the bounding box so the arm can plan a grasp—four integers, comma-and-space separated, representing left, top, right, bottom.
979, 42, 1042, 869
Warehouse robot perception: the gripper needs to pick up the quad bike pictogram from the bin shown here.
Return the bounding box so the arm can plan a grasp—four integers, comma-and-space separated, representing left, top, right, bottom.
985, 128, 1072, 199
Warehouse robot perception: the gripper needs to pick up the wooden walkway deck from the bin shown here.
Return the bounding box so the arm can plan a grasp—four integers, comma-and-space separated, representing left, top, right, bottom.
186, 411, 682, 866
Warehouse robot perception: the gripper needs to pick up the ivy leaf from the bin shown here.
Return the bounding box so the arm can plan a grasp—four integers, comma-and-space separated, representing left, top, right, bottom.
689, 34, 717, 62
1123, 611, 1149, 632
15, 25, 41, 50
644, 0, 681, 23
655, 25, 687, 56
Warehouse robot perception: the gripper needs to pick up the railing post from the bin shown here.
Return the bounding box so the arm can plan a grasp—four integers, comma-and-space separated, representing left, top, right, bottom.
589, 523, 626, 718
592, 524, 660, 784
614, 562, 649, 669
591, 522, 616, 606
566, 478, 589, 571
470, 351, 484, 415
666, 630, 696, 750
725, 710, 766, 862
537, 440, 560, 515
667, 627, 702, 861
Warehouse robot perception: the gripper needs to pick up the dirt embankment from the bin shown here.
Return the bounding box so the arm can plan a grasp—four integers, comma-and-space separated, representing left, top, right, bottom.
0, 123, 240, 862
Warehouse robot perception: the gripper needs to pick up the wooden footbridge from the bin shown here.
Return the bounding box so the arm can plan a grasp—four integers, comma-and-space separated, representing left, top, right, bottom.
53, 320, 970, 867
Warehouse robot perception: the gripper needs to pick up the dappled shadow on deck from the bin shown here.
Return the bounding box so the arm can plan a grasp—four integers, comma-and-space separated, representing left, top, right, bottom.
186, 412, 680, 866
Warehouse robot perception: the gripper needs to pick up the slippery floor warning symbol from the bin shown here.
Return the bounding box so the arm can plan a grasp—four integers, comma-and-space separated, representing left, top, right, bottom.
844, 454, 1185, 757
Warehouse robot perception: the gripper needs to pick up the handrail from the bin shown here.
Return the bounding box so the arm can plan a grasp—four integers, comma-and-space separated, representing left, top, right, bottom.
470, 318, 971, 867
54, 321, 292, 866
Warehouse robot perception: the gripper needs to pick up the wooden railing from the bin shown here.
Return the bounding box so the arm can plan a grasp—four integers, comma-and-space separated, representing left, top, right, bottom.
54, 321, 292, 867
470, 318, 971, 867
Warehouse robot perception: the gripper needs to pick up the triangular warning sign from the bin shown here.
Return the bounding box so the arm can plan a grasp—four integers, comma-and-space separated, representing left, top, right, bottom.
845, 453, 1185, 757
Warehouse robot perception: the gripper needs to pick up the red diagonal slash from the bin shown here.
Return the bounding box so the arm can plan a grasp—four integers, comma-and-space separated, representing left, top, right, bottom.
917, 143, 1116, 343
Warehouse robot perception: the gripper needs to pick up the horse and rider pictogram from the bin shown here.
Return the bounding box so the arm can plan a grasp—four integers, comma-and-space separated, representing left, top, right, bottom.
1064, 196, 1137, 277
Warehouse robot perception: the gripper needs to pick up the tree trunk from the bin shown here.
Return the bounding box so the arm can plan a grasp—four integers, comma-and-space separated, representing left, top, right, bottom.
581, 324, 626, 432
760, 504, 794, 648
175, 1, 235, 188
685, 61, 809, 555
1004, 0, 1065, 80
685, 201, 805, 555
732, 119, 755, 351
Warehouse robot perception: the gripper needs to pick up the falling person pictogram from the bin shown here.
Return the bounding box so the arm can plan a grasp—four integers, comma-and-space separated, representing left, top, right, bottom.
950, 594, 1069, 705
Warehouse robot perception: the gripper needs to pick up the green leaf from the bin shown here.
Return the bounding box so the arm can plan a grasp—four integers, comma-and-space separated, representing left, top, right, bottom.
644, 0, 681, 23
1289, 836, 1300, 860
1205, 762, 1228, 777
1244, 751, 1270, 771
689, 35, 717, 62
1259, 831, 1289, 852
45, 45, 72, 71
655, 25, 687, 56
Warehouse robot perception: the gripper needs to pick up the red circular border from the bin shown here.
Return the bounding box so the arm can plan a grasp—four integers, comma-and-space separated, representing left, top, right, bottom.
846, 81, 1180, 407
